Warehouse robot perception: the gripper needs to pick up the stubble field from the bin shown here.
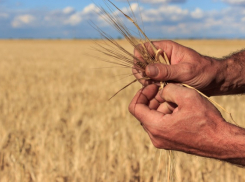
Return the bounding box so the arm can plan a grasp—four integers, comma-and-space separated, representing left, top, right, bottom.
0, 39, 245, 182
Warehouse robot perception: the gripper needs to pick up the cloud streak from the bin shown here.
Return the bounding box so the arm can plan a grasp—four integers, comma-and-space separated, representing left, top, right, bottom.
0, 2, 245, 39
222, 0, 245, 5
117, 0, 186, 4
12, 14, 35, 28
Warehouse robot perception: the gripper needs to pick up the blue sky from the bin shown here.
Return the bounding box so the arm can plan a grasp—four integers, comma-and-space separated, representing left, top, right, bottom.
0, 0, 245, 39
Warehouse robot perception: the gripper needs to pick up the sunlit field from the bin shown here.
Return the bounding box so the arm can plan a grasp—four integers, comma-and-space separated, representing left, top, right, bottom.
0, 39, 245, 182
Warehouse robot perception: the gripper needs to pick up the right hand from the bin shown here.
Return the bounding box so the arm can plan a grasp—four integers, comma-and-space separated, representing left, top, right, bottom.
128, 83, 245, 166
133, 40, 225, 96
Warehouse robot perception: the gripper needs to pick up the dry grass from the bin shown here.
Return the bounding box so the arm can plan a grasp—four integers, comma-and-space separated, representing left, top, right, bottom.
0, 39, 245, 182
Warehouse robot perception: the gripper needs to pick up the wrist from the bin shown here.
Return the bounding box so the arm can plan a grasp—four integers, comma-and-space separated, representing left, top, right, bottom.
200, 56, 226, 96
216, 53, 245, 95
217, 121, 245, 164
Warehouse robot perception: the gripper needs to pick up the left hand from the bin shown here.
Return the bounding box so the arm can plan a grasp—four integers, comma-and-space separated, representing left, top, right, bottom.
133, 40, 227, 96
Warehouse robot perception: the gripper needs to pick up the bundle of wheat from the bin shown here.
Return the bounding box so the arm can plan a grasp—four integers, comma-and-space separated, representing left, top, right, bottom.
92, 0, 237, 181
92, 0, 234, 121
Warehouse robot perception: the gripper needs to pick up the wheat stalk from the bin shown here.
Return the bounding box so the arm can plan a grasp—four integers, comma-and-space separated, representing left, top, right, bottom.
94, 0, 235, 118
92, 0, 237, 181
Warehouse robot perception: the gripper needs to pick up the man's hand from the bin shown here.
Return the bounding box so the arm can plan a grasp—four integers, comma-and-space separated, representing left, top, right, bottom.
128, 84, 245, 166
133, 40, 245, 96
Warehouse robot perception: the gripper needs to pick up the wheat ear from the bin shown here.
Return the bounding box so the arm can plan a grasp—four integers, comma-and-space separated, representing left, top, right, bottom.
93, 1, 237, 182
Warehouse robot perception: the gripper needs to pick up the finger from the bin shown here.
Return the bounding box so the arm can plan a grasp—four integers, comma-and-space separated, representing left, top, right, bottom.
160, 84, 191, 106
134, 45, 148, 64
129, 84, 158, 107
133, 45, 150, 86
148, 89, 167, 110
147, 90, 165, 110
157, 102, 177, 115
143, 40, 175, 60
149, 98, 160, 110
129, 87, 160, 127
132, 68, 152, 86
134, 40, 175, 69
155, 90, 165, 103
129, 84, 164, 124
132, 67, 144, 84
145, 63, 189, 82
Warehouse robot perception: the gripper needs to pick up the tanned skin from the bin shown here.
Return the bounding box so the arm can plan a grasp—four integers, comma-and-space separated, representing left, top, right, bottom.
129, 40, 245, 166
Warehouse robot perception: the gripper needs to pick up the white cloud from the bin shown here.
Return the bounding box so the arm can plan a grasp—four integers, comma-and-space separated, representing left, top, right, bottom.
142, 0, 186, 3
63, 7, 75, 14
117, 0, 186, 4
120, 3, 141, 16
142, 5, 189, 22
82, 4, 99, 14
93, 2, 245, 38
65, 13, 83, 25
64, 4, 100, 26
111, 3, 245, 38
223, 0, 245, 5
12, 14, 35, 28
0, 13, 8, 19
129, 3, 140, 12
191, 8, 203, 19
1, 1, 245, 38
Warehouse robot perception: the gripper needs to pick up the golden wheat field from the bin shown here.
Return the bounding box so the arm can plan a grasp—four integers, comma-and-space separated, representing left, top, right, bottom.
0, 39, 245, 182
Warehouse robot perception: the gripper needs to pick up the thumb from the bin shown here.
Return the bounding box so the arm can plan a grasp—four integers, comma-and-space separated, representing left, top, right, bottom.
145, 63, 184, 82
160, 83, 185, 105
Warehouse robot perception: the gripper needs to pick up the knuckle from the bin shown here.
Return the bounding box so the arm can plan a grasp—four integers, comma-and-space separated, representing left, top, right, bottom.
156, 40, 173, 53
184, 89, 199, 100
162, 83, 171, 95
158, 64, 169, 79
165, 40, 173, 45
164, 40, 176, 50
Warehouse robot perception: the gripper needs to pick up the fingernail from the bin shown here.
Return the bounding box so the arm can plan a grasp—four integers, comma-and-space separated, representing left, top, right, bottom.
146, 65, 158, 77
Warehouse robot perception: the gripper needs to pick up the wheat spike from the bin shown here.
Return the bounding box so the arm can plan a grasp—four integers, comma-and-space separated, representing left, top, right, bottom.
104, 0, 236, 125
93, 1, 237, 182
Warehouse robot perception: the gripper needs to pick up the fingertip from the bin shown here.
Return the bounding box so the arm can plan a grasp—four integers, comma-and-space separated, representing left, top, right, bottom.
146, 64, 159, 77
161, 83, 182, 104
159, 88, 164, 98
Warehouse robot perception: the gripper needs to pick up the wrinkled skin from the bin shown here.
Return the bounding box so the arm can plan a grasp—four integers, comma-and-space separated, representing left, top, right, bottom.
129, 40, 245, 166
133, 40, 244, 96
